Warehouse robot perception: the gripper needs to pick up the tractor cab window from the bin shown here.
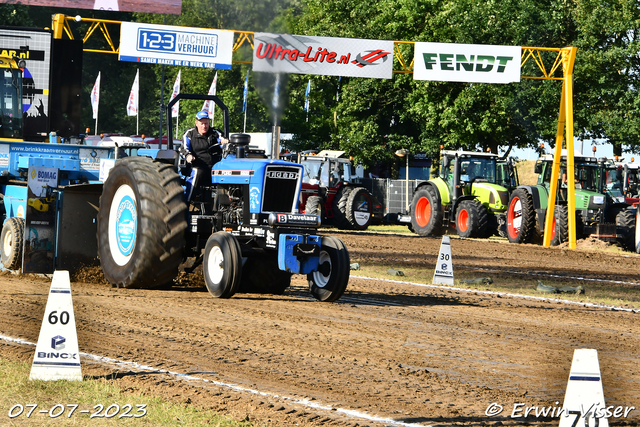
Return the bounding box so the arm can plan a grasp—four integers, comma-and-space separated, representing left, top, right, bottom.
626, 169, 639, 197
497, 161, 517, 189
329, 161, 344, 187
320, 161, 330, 187
342, 162, 353, 182
575, 164, 598, 191
459, 157, 497, 183
302, 161, 322, 185
604, 167, 624, 197
554, 163, 599, 191
440, 156, 453, 180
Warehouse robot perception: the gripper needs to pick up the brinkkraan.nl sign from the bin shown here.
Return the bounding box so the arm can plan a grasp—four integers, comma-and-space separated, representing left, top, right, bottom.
253, 32, 394, 79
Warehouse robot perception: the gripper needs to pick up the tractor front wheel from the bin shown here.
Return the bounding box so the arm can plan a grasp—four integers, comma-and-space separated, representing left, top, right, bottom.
204, 231, 242, 298
410, 187, 443, 236
307, 236, 350, 302
1, 217, 24, 270
455, 199, 488, 238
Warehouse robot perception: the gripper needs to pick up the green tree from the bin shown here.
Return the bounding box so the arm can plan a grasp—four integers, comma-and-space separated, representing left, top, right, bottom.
572, 0, 640, 155
286, 0, 579, 167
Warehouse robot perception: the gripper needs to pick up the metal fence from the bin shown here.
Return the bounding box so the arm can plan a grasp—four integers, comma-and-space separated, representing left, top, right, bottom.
359, 178, 424, 216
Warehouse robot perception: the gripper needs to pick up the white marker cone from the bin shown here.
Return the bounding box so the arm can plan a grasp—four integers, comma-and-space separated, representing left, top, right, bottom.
29, 271, 82, 381
558, 349, 608, 427
432, 235, 454, 285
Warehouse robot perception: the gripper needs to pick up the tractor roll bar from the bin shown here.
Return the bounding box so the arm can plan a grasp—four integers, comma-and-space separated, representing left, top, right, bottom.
165, 93, 230, 150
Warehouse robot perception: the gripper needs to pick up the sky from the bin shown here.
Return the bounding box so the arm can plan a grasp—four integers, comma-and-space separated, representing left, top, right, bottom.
500, 140, 634, 162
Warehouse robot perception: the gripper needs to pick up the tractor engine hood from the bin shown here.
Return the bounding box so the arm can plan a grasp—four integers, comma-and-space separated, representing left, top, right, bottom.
211, 158, 304, 215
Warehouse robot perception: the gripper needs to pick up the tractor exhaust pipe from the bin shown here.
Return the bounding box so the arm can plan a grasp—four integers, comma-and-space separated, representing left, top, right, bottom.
452, 153, 460, 205
271, 126, 280, 160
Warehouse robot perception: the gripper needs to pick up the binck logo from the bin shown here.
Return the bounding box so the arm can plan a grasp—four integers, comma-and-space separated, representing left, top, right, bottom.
422, 53, 514, 73
51, 335, 65, 350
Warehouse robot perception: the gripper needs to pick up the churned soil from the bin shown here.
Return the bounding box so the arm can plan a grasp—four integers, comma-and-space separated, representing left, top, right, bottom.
1, 232, 639, 426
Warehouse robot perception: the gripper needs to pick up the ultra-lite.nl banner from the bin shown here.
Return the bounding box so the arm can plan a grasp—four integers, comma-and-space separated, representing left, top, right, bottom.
253, 33, 394, 79
414, 42, 521, 84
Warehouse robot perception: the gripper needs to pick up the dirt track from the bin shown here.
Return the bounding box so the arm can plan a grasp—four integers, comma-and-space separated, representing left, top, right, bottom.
1, 232, 639, 426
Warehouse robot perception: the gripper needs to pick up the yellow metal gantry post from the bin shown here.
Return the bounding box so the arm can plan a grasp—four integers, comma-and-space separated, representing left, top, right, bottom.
538, 47, 578, 248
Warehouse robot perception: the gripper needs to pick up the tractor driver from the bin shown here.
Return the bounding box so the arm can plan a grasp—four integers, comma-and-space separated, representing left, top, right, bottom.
180, 110, 226, 201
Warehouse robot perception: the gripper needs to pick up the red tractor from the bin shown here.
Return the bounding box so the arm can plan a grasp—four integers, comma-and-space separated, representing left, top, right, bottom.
299, 151, 383, 230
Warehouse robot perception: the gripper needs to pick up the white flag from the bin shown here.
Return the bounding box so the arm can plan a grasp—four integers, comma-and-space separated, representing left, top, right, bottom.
90, 72, 100, 120
126, 69, 139, 117
170, 70, 181, 118
203, 72, 217, 118
304, 79, 311, 112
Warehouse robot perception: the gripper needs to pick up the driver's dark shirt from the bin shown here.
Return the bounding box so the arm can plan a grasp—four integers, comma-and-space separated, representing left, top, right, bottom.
181, 127, 222, 169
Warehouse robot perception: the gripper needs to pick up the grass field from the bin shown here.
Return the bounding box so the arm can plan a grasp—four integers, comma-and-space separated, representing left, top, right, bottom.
0, 358, 250, 427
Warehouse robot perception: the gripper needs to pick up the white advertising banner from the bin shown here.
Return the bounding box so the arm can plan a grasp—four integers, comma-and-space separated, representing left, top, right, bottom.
414, 42, 521, 84
253, 33, 394, 79
119, 22, 234, 70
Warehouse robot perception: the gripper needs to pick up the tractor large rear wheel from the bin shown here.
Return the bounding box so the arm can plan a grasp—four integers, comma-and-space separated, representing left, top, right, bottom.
551, 205, 569, 246
332, 187, 353, 229
636, 208, 640, 254
1, 217, 24, 270
305, 196, 325, 224
615, 207, 635, 251
97, 157, 187, 288
455, 199, 489, 238
344, 187, 374, 230
410, 187, 443, 236
307, 236, 349, 302
506, 188, 537, 244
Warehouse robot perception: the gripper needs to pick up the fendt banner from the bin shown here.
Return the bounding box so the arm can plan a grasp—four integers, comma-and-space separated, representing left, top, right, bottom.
119, 22, 234, 69
0, 0, 182, 15
253, 33, 394, 79
414, 42, 521, 84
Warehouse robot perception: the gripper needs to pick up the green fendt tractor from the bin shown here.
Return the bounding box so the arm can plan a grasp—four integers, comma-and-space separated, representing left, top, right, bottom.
506, 152, 636, 249
409, 150, 514, 238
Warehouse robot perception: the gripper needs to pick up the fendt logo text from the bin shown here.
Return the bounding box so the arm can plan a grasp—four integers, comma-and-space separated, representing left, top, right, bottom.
422, 53, 515, 73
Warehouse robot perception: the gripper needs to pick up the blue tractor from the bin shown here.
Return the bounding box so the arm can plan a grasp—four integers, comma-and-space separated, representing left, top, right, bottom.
96, 94, 350, 301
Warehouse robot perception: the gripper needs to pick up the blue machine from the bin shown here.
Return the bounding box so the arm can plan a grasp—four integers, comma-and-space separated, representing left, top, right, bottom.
0, 140, 114, 273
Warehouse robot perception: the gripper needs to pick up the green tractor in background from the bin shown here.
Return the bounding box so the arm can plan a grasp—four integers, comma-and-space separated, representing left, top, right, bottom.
506, 152, 636, 249
409, 150, 515, 238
